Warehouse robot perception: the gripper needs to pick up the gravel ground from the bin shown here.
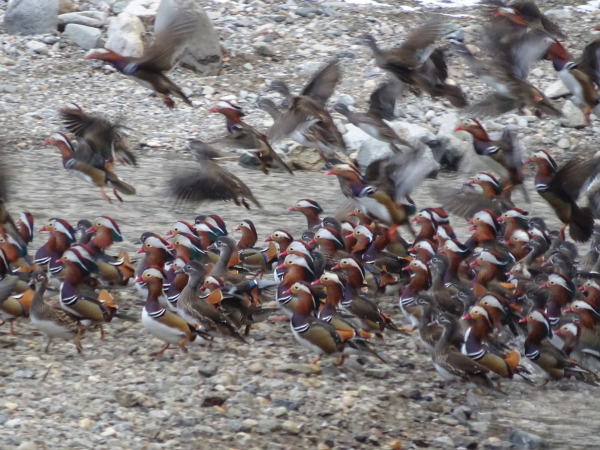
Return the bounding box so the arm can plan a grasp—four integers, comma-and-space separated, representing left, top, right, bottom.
1, 1, 600, 449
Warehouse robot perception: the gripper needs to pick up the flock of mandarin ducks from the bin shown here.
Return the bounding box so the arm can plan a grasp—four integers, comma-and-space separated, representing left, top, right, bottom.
3, 0, 600, 391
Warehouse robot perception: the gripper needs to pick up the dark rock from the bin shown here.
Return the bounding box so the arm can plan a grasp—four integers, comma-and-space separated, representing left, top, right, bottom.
201, 392, 228, 407
198, 363, 218, 378
509, 429, 546, 449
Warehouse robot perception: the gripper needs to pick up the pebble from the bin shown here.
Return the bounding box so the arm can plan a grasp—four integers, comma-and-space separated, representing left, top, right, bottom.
25, 41, 49, 55
557, 137, 571, 149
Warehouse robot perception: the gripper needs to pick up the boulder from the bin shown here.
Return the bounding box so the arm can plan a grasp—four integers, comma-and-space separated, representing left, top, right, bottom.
63, 24, 102, 50
122, 0, 160, 17
544, 79, 570, 99
4, 0, 59, 35
58, 12, 107, 28
155, 0, 222, 75
105, 13, 145, 58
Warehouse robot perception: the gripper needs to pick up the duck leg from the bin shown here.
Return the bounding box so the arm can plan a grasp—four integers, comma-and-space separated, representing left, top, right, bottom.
44, 338, 53, 354
178, 336, 190, 353
9, 321, 16, 336
99, 187, 113, 204
150, 343, 170, 356
74, 334, 83, 354
163, 96, 175, 109
310, 355, 322, 365
99, 324, 106, 340
335, 355, 348, 366
113, 189, 124, 203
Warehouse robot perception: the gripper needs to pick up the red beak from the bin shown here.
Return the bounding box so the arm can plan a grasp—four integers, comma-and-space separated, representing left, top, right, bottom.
282, 289, 292, 296
469, 260, 478, 267
402, 266, 412, 272
331, 264, 341, 271
166, 244, 174, 250
407, 246, 415, 253
564, 307, 573, 314
461, 313, 472, 321
518, 317, 528, 324
325, 170, 335, 175
453, 126, 463, 132
312, 280, 321, 286
411, 217, 420, 223
264, 236, 273, 242
468, 226, 477, 231
288, 207, 296, 212
37, 226, 47, 232
307, 239, 316, 246
348, 211, 357, 217
134, 276, 143, 283
346, 233, 354, 239
137, 247, 145, 254
276, 263, 285, 271
579, 286, 586, 292
540, 283, 547, 289
234, 227, 241, 232
86, 226, 95, 233
165, 230, 173, 237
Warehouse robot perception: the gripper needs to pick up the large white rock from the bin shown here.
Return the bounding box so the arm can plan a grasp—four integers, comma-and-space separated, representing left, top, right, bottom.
105, 13, 145, 58
4, 0, 59, 35
155, 0, 222, 76
63, 24, 102, 50
123, 0, 160, 17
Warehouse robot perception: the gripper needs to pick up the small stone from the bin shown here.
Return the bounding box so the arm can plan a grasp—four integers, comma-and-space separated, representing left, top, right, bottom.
201, 392, 228, 407
101, 427, 116, 437
560, 101, 587, 129
255, 45, 275, 57
557, 137, 570, 149
198, 363, 218, 377
296, 7, 320, 17
365, 367, 390, 379
79, 418, 95, 430
26, 41, 49, 55
509, 429, 546, 449
0, 56, 17, 66
438, 415, 460, 426
402, 389, 422, 400
282, 420, 302, 435
248, 363, 264, 374
279, 363, 322, 375
257, 419, 281, 434
4, 402, 19, 411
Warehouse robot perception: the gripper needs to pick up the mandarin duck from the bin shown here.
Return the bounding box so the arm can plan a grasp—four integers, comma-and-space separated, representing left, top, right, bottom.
578, 25, 600, 88
87, 216, 135, 285
333, 80, 412, 152
138, 267, 211, 356
554, 322, 600, 371
545, 41, 599, 124
528, 150, 600, 243
286, 281, 385, 366
453, 40, 560, 118
399, 259, 432, 331
84, 6, 196, 109
455, 119, 529, 200
267, 60, 348, 162
209, 105, 293, 175
169, 139, 261, 209
45, 133, 136, 203
176, 261, 247, 344
194, 214, 228, 242
489, 0, 565, 39
461, 305, 530, 380
35, 218, 76, 276
541, 273, 575, 326
362, 22, 467, 107
59, 103, 136, 167
29, 271, 85, 354
520, 310, 598, 382
0, 274, 32, 335
288, 199, 323, 231
432, 312, 498, 391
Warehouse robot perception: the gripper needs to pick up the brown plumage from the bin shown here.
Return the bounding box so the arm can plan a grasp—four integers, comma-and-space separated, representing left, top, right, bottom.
84, 4, 196, 108
362, 22, 467, 107
168, 139, 261, 209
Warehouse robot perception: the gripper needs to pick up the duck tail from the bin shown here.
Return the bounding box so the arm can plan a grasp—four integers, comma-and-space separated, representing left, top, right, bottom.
569, 206, 595, 243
